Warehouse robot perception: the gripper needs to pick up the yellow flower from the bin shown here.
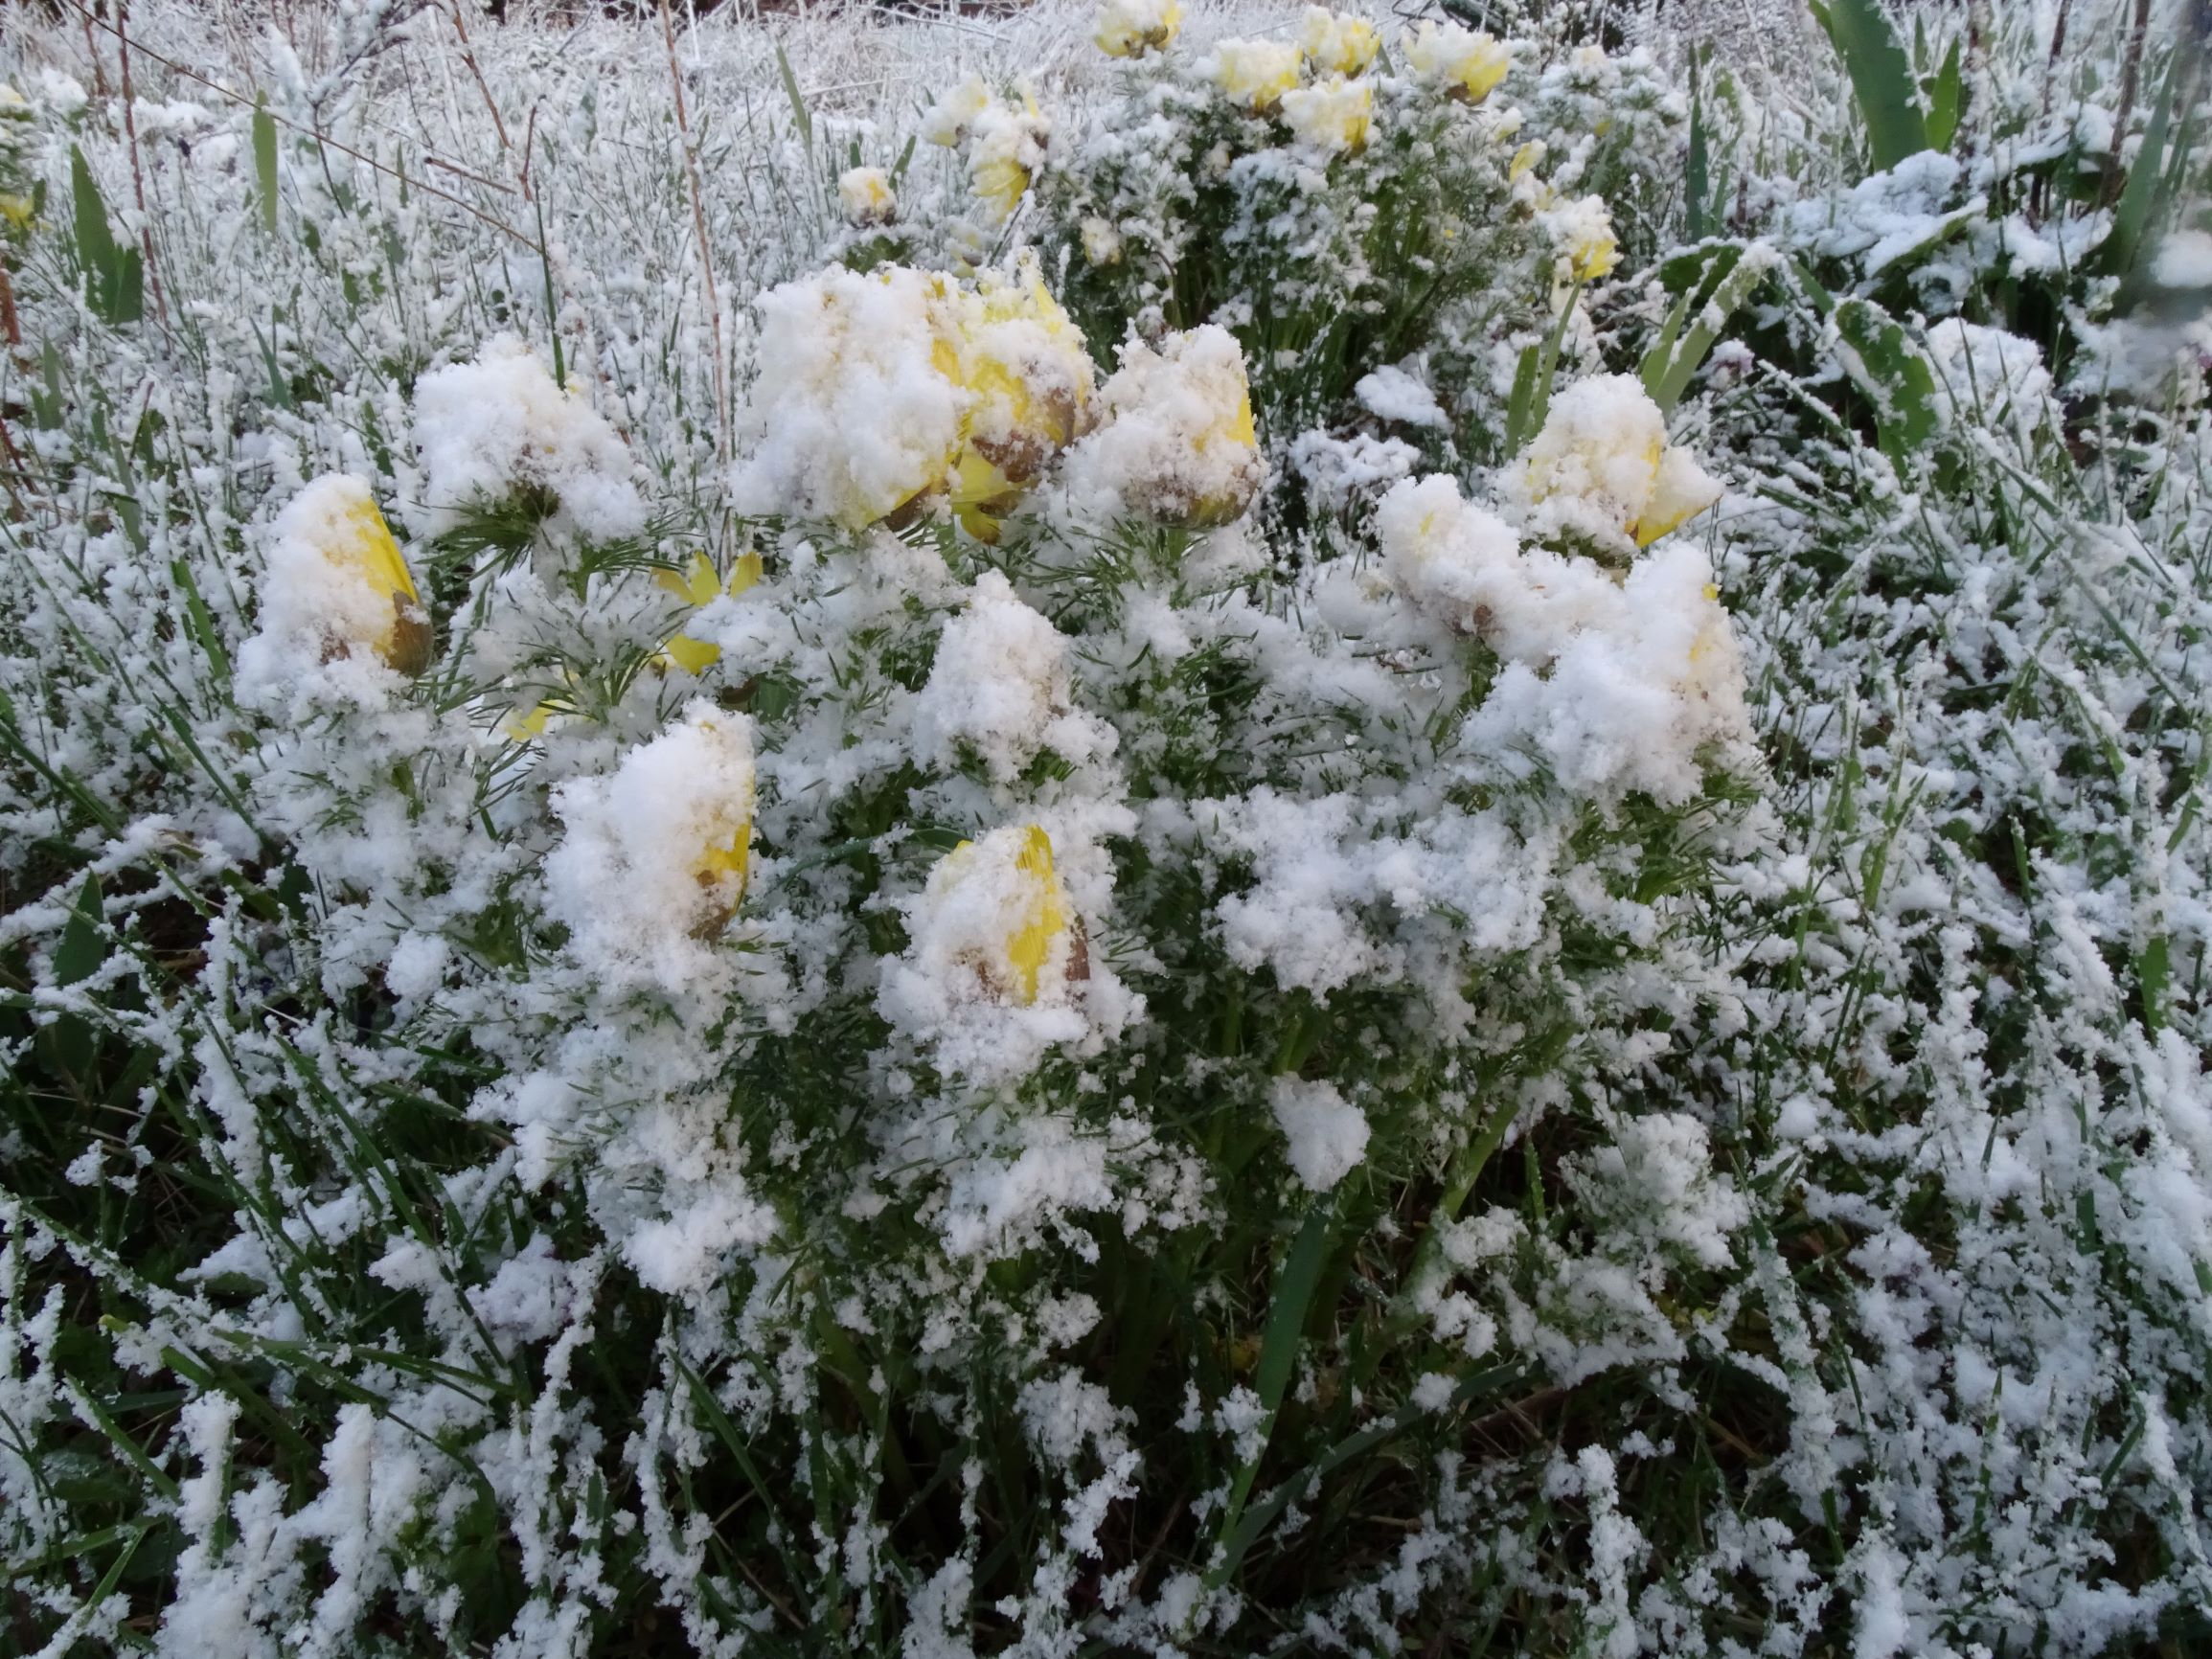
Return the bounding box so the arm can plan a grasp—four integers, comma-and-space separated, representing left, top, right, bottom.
1403, 21, 1509, 102
1635, 447, 1725, 548
1210, 39, 1303, 113
1551, 194, 1619, 284
501, 690, 573, 742
971, 157, 1031, 224
1522, 374, 1722, 553
929, 825, 1074, 1005
941, 259, 1096, 541
274, 476, 430, 675
658, 548, 764, 673
837, 167, 898, 227
1298, 8, 1380, 78
1080, 216, 1124, 266
923, 76, 990, 147
967, 92, 1050, 226
735, 261, 1092, 536
689, 716, 756, 920
1064, 324, 1261, 528
1509, 140, 1545, 184
1281, 75, 1372, 155
1094, 0, 1182, 58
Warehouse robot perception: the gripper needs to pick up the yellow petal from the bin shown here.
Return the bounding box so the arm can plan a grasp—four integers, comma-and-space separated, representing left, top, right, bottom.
663, 633, 722, 674
1005, 826, 1069, 1005
656, 550, 722, 607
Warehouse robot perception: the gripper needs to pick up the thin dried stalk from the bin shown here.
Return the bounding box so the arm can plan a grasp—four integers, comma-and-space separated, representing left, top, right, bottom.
446, 1, 512, 153
658, 0, 731, 463
115, 0, 171, 338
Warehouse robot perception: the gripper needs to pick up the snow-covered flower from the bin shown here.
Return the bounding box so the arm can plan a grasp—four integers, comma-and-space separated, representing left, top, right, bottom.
1080, 215, 1124, 266
951, 259, 1098, 539
733, 261, 1093, 536
410, 335, 646, 542
733, 263, 971, 529
545, 702, 758, 968
1208, 38, 1302, 113
837, 165, 898, 226
914, 825, 1082, 1007
1546, 193, 1619, 285
1297, 8, 1379, 78
923, 75, 990, 147
1402, 21, 1509, 103
0, 83, 34, 232
1060, 325, 1263, 527
911, 571, 1118, 782
1519, 375, 1722, 554
1281, 75, 1372, 155
249, 475, 430, 677
969, 92, 1051, 225
658, 548, 764, 674
1093, 0, 1181, 59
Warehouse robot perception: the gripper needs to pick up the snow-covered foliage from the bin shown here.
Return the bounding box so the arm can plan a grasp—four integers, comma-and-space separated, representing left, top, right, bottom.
0, 1, 2207, 1655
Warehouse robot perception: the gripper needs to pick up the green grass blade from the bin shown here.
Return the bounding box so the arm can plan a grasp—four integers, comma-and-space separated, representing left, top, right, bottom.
1203, 1198, 1336, 1590
774, 38, 812, 155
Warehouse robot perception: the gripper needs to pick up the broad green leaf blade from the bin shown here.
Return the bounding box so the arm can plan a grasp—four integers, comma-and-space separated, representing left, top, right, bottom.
1926, 36, 1964, 153
1203, 1199, 1337, 1593
110, 246, 145, 326
1833, 297, 1941, 468
54, 872, 105, 987
254, 102, 279, 235
69, 145, 116, 275
1818, 0, 1929, 171
2106, 56, 2181, 286
1686, 51, 1712, 242
1503, 341, 1541, 456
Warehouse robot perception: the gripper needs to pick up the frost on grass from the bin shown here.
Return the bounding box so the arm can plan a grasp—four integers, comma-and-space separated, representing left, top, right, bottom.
2, 2, 2208, 1657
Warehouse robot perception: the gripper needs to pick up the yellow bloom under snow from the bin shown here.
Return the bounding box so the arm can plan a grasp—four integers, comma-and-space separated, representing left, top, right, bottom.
837, 167, 898, 227
1549, 193, 1619, 284
263, 474, 431, 675
1081, 216, 1125, 266
1094, 0, 1181, 58
924, 824, 1076, 1006
542, 703, 758, 962
1060, 324, 1261, 528
966, 92, 1050, 226
732, 261, 1093, 538
1210, 38, 1303, 113
950, 260, 1098, 540
1402, 21, 1509, 103
1522, 374, 1722, 552
923, 76, 991, 148
1282, 76, 1372, 155
659, 549, 764, 674
1298, 8, 1379, 78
